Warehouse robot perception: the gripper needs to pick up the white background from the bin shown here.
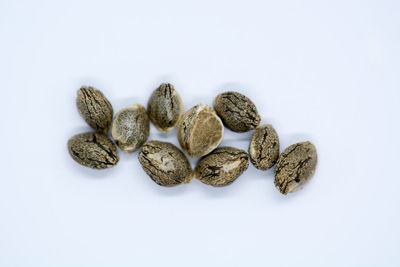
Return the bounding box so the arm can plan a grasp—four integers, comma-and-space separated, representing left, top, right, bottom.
0, 0, 399, 266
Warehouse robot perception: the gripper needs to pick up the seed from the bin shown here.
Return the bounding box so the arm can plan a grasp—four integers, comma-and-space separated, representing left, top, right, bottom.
68, 132, 119, 169
76, 86, 113, 134
194, 147, 249, 187
213, 91, 261, 132
112, 104, 150, 152
138, 141, 193, 187
274, 141, 318, 194
177, 104, 224, 158
147, 83, 183, 133
249, 124, 280, 170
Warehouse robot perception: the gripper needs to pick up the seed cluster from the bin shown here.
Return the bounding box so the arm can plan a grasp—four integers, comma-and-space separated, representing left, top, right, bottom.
68, 83, 318, 195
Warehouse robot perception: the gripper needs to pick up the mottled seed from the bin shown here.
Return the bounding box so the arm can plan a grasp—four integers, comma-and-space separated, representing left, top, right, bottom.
76, 86, 113, 134
147, 83, 183, 133
112, 104, 150, 152
138, 141, 193, 187
177, 104, 224, 158
213, 91, 261, 132
249, 124, 280, 170
68, 132, 119, 169
274, 141, 318, 194
194, 147, 249, 187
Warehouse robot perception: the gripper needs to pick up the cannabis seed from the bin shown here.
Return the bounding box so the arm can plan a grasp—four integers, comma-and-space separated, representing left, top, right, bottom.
76, 86, 113, 134
177, 104, 224, 158
274, 141, 318, 194
112, 104, 150, 152
68, 132, 119, 169
249, 124, 280, 170
138, 141, 193, 187
147, 83, 183, 133
194, 147, 249, 187
213, 91, 261, 132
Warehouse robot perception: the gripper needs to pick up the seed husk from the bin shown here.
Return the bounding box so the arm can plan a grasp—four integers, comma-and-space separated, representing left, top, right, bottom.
68, 132, 119, 169
76, 86, 113, 134
213, 91, 261, 132
274, 141, 318, 194
194, 147, 249, 187
138, 141, 193, 187
249, 124, 280, 170
177, 104, 224, 158
147, 83, 183, 133
112, 104, 150, 152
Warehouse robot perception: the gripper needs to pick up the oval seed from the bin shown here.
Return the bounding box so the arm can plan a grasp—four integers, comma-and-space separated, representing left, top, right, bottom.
147, 83, 183, 133
112, 104, 150, 152
274, 141, 318, 194
194, 147, 249, 187
76, 86, 113, 134
68, 132, 119, 169
139, 141, 193, 187
249, 124, 280, 170
177, 104, 224, 158
213, 91, 261, 132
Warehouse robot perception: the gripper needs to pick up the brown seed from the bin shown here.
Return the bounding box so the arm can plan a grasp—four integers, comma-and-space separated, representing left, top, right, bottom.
138, 141, 193, 187
194, 147, 249, 187
76, 86, 113, 134
249, 124, 280, 170
213, 91, 261, 132
147, 83, 183, 133
274, 141, 318, 194
68, 132, 119, 169
177, 104, 224, 158
112, 104, 150, 152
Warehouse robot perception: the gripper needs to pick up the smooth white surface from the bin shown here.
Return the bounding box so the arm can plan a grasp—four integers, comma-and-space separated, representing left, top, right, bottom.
0, 0, 399, 266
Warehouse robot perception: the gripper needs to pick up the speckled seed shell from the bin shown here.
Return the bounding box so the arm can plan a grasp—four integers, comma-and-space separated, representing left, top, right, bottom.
177, 104, 224, 158
76, 86, 113, 134
213, 91, 261, 132
274, 141, 318, 194
138, 141, 193, 187
194, 147, 249, 187
249, 124, 280, 170
111, 104, 150, 152
68, 132, 119, 169
147, 83, 183, 133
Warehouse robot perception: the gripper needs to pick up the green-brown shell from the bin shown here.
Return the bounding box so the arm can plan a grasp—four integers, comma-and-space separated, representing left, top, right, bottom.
177, 104, 224, 158
68, 132, 119, 169
138, 141, 193, 187
249, 124, 280, 170
274, 141, 318, 194
147, 83, 183, 132
194, 147, 249, 187
76, 86, 113, 134
213, 91, 261, 132
112, 104, 150, 152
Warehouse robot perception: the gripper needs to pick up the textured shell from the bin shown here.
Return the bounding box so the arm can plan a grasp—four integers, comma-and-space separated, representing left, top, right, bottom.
138, 141, 193, 187
177, 104, 224, 157
177, 104, 224, 158
194, 147, 249, 187
112, 104, 150, 152
147, 83, 183, 132
76, 86, 113, 134
213, 91, 261, 132
249, 124, 280, 170
274, 141, 318, 194
68, 132, 119, 169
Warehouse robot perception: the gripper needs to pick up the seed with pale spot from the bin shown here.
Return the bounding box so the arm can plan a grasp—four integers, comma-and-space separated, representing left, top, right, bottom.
194, 147, 249, 187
